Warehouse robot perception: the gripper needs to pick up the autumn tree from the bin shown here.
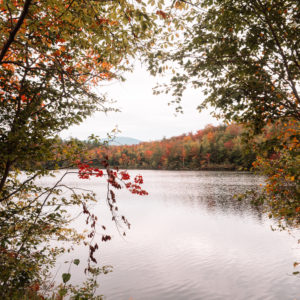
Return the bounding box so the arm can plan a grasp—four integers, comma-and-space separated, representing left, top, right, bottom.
148, 0, 299, 226
0, 0, 159, 297
88, 124, 252, 170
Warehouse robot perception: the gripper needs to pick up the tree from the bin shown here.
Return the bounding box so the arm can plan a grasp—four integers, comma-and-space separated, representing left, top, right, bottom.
148, 0, 299, 225
0, 0, 157, 191
0, 0, 156, 297
149, 0, 299, 130
88, 124, 253, 170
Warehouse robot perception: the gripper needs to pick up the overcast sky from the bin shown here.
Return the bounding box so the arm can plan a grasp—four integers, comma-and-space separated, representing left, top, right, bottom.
60, 63, 220, 142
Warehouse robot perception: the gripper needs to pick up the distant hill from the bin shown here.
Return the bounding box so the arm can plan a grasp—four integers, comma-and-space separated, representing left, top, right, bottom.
90, 124, 257, 170
106, 136, 142, 146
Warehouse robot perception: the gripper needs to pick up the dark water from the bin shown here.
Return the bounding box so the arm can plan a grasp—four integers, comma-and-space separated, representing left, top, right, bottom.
53, 171, 300, 300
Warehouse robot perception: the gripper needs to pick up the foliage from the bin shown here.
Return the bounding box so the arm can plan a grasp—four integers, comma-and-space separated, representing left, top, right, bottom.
0, 0, 158, 188
0, 153, 148, 298
252, 119, 300, 228
5, 263, 112, 300
0, 0, 157, 297
147, 0, 300, 227
84, 124, 256, 170
148, 0, 299, 130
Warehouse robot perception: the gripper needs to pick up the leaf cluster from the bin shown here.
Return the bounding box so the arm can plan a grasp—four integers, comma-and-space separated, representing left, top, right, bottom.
148, 0, 300, 132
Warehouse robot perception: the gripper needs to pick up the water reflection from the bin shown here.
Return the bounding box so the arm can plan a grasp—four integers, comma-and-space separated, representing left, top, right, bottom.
50, 170, 300, 300
145, 171, 265, 222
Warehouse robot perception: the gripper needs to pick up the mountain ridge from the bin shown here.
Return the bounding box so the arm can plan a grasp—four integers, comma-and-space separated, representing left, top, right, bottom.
106, 136, 142, 146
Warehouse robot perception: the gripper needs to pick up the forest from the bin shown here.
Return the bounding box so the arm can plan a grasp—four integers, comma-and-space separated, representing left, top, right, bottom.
82, 124, 256, 170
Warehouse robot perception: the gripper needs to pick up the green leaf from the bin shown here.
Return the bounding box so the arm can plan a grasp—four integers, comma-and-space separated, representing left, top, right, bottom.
73, 259, 80, 266
55, 205, 61, 211
59, 288, 68, 297
62, 273, 71, 283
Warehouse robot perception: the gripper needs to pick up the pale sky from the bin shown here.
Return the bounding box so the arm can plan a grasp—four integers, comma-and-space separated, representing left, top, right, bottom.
60, 63, 220, 142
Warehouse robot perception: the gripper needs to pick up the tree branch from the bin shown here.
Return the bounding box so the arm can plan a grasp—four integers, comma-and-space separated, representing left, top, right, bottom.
0, 0, 32, 64
0, 159, 11, 195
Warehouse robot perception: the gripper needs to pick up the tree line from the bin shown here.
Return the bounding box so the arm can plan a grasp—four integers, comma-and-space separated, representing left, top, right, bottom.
82, 124, 256, 170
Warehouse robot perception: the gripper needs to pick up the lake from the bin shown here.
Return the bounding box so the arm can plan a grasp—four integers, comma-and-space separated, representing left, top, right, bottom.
51, 170, 300, 300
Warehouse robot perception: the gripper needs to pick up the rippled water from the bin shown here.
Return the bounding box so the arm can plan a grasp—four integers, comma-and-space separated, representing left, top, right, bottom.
52, 171, 300, 300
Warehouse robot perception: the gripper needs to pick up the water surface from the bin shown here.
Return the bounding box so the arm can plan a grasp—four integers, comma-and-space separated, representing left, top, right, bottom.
52, 171, 300, 300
